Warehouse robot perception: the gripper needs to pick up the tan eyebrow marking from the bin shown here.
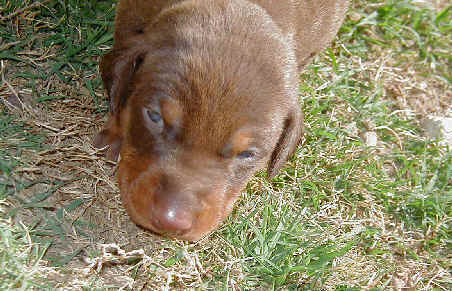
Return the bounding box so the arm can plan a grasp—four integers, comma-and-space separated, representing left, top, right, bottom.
222, 128, 254, 158
160, 98, 182, 127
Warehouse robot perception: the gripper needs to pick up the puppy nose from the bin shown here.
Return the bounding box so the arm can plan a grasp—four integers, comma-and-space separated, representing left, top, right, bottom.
152, 204, 193, 233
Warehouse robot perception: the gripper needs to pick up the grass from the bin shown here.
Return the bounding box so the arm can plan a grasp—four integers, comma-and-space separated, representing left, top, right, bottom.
0, 117, 52, 289
0, 199, 52, 290
0, 0, 451, 289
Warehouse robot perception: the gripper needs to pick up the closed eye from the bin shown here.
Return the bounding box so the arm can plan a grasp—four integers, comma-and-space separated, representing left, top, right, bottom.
147, 110, 162, 124
143, 108, 164, 134
237, 150, 255, 159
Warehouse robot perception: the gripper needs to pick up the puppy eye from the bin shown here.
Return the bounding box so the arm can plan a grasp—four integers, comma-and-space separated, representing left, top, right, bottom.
237, 150, 255, 159
147, 110, 162, 123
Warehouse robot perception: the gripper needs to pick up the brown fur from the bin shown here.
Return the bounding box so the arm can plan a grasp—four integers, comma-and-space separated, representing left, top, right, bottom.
95, 0, 348, 240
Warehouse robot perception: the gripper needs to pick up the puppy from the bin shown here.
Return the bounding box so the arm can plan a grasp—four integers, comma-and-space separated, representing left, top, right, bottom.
95, 0, 349, 241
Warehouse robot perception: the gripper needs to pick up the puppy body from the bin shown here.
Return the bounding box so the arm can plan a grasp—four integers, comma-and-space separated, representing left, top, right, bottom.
113, 0, 349, 68
96, 0, 348, 240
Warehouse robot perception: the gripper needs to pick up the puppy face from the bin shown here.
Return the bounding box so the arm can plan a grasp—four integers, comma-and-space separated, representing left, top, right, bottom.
95, 5, 303, 241
117, 90, 277, 240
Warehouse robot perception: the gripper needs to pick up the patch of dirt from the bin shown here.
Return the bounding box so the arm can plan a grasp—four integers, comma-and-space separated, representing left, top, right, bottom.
1, 66, 184, 288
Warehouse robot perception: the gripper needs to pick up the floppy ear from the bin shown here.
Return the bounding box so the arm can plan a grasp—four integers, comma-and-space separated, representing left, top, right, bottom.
100, 49, 145, 113
267, 107, 304, 179
93, 48, 145, 161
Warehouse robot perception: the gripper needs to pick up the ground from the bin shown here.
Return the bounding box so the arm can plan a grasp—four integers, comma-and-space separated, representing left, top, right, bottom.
0, 0, 450, 290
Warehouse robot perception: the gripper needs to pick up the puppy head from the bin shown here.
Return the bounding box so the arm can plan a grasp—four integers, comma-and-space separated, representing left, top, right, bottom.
94, 6, 303, 241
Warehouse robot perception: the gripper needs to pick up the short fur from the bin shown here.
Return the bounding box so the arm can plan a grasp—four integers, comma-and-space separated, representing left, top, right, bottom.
95, 0, 348, 240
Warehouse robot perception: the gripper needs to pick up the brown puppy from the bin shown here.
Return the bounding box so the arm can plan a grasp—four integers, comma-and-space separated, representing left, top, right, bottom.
95, 0, 349, 241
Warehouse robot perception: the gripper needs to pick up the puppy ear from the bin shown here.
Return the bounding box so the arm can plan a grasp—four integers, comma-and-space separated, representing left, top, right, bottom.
94, 48, 145, 160
100, 49, 145, 113
267, 107, 304, 179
